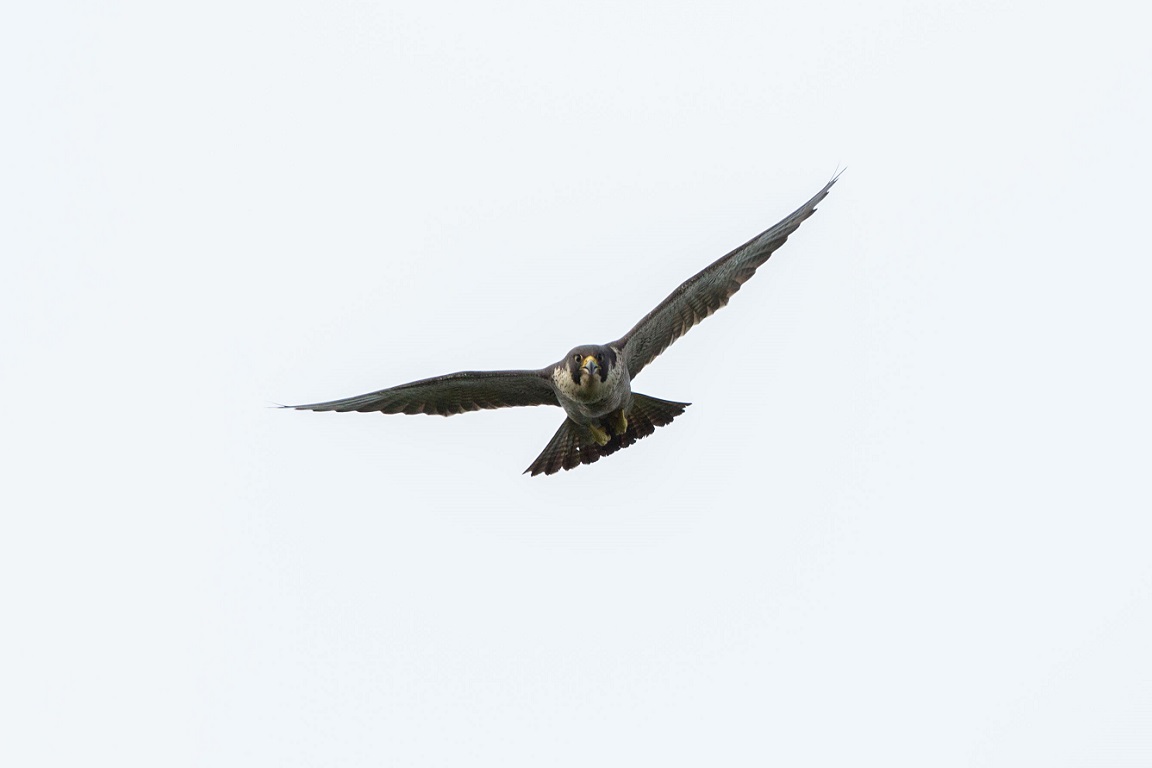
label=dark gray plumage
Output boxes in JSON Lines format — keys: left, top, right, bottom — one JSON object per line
{"left": 286, "top": 173, "right": 841, "bottom": 475}
{"left": 288, "top": 369, "right": 558, "bottom": 416}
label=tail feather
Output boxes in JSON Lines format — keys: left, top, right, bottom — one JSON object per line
{"left": 524, "top": 393, "right": 690, "bottom": 476}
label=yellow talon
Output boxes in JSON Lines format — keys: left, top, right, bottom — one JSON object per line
{"left": 588, "top": 424, "right": 611, "bottom": 446}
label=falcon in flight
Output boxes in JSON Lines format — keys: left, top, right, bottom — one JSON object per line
{"left": 287, "top": 174, "right": 841, "bottom": 475}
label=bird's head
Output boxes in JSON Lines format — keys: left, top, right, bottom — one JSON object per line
{"left": 566, "top": 344, "right": 616, "bottom": 387}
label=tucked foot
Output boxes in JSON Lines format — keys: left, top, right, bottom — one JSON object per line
{"left": 588, "top": 423, "right": 611, "bottom": 446}
{"left": 610, "top": 410, "right": 628, "bottom": 436}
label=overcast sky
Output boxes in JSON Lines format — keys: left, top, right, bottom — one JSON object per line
{"left": 4, "top": 1, "right": 1151, "bottom": 766}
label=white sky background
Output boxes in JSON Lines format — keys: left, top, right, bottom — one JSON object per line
{"left": 3, "top": 1, "right": 1151, "bottom": 765}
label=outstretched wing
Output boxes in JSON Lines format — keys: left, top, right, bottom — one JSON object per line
{"left": 285, "top": 369, "right": 559, "bottom": 416}
{"left": 614, "top": 173, "right": 840, "bottom": 379}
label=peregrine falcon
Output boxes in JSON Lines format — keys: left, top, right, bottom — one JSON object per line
{"left": 286, "top": 174, "right": 840, "bottom": 475}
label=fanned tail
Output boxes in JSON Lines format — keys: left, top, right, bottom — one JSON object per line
{"left": 625, "top": 393, "right": 690, "bottom": 442}
{"left": 524, "top": 393, "right": 690, "bottom": 476}
{"left": 524, "top": 419, "right": 593, "bottom": 476}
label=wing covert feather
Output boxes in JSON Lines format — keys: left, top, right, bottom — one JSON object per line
{"left": 615, "top": 174, "right": 840, "bottom": 378}
{"left": 286, "top": 369, "right": 559, "bottom": 416}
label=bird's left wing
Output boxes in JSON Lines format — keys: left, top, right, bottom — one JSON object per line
{"left": 613, "top": 173, "right": 840, "bottom": 379}
{"left": 285, "top": 369, "right": 559, "bottom": 416}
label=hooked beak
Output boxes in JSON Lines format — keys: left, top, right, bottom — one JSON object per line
{"left": 581, "top": 355, "right": 600, "bottom": 379}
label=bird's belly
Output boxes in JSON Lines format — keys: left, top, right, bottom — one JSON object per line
{"left": 562, "top": 388, "right": 630, "bottom": 423}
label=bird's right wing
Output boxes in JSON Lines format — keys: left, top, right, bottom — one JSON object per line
{"left": 285, "top": 369, "right": 559, "bottom": 416}
{"left": 614, "top": 173, "right": 840, "bottom": 379}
